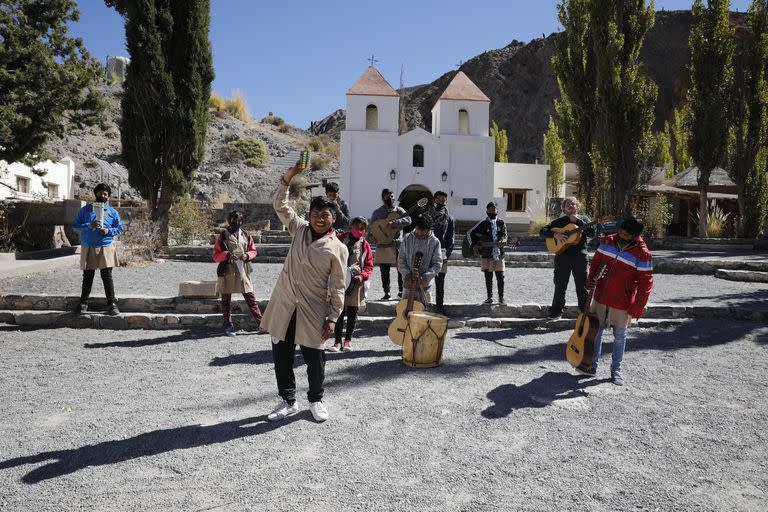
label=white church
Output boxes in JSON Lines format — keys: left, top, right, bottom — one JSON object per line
{"left": 339, "top": 67, "right": 549, "bottom": 229}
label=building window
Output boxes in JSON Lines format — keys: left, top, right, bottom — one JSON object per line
{"left": 458, "top": 109, "right": 469, "bottom": 135}
{"left": 365, "top": 104, "right": 378, "bottom": 130}
{"left": 16, "top": 176, "right": 30, "bottom": 194}
{"left": 412, "top": 145, "right": 424, "bottom": 167}
{"left": 505, "top": 189, "right": 527, "bottom": 212}
{"left": 47, "top": 183, "right": 59, "bottom": 199}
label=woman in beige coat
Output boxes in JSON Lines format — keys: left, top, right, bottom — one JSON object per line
{"left": 260, "top": 162, "right": 348, "bottom": 423}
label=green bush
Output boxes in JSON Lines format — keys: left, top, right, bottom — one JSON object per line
{"left": 289, "top": 175, "right": 307, "bottom": 199}
{"left": 169, "top": 195, "right": 212, "bottom": 245}
{"left": 529, "top": 218, "right": 550, "bottom": 236}
{"left": 310, "top": 155, "right": 331, "bottom": 171}
{"left": 226, "top": 137, "right": 268, "bottom": 167}
{"left": 261, "top": 115, "right": 285, "bottom": 126}
{"left": 637, "top": 194, "right": 672, "bottom": 239}
{"left": 278, "top": 124, "right": 291, "bottom": 133}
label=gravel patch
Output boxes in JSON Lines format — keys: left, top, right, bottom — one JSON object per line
{"left": 0, "top": 321, "right": 766, "bottom": 511}
{"left": 1, "top": 261, "right": 767, "bottom": 311}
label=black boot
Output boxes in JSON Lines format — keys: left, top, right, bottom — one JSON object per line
{"left": 483, "top": 271, "right": 493, "bottom": 304}
{"left": 495, "top": 271, "right": 505, "bottom": 305}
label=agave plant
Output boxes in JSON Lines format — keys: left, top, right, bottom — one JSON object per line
{"left": 691, "top": 200, "right": 731, "bottom": 237}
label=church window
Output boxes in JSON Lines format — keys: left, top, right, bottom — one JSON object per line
{"left": 366, "top": 104, "right": 378, "bottom": 130}
{"left": 412, "top": 145, "right": 424, "bottom": 167}
{"left": 504, "top": 189, "right": 528, "bottom": 212}
{"left": 458, "top": 109, "right": 469, "bottom": 135}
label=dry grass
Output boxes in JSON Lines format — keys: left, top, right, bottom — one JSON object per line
{"left": 225, "top": 89, "right": 250, "bottom": 121}
{"left": 209, "top": 93, "right": 226, "bottom": 111}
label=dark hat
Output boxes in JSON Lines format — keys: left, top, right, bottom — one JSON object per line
{"left": 486, "top": 201, "right": 497, "bottom": 209}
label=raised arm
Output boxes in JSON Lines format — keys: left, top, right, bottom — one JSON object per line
{"left": 274, "top": 166, "right": 309, "bottom": 235}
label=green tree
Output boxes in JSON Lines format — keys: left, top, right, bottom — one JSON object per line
{"left": 552, "top": 0, "right": 597, "bottom": 213}
{"left": 667, "top": 103, "right": 693, "bottom": 175}
{"left": 590, "top": 0, "right": 658, "bottom": 218}
{"left": 544, "top": 116, "right": 565, "bottom": 197}
{"left": 729, "top": 0, "right": 768, "bottom": 237}
{"left": 687, "top": 0, "right": 735, "bottom": 237}
{"left": 0, "top": 0, "right": 106, "bottom": 165}
{"left": 490, "top": 120, "right": 508, "bottom": 162}
{"left": 107, "top": 0, "right": 215, "bottom": 244}
{"left": 649, "top": 129, "right": 673, "bottom": 174}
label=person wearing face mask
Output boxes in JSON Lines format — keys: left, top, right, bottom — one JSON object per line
{"left": 578, "top": 217, "right": 653, "bottom": 386}
{"left": 261, "top": 161, "right": 348, "bottom": 423}
{"left": 397, "top": 215, "right": 443, "bottom": 305}
{"left": 467, "top": 202, "right": 508, "bottom": 305}
{"left": 73, "top": 183, "right": 125, "bottom": 315}
{"left": 428, "top": 191, "right": 455, "bottom": 315}
{"left": 371, "top": 188, "right": 411, "bottom": 300}
{"left": 324, "top": 182, "right": 350, "bottom": 231}
{"left": 539, "top": 197, "right": 595, "bottom": 319}
{"left": 212, "top": 210, "right": 263, "bottom": 336}
{"left": 328, "top": 216, "right": 374, "bottom": 353}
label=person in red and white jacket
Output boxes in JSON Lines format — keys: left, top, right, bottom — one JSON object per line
{"left": 579, "top": 217, "right": 653, "bottom": 386}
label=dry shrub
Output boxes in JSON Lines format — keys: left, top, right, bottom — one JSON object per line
{"left": 289, "top": 175, "right": 308, "bottom": 199}
{"left": 310, "top": 155, "right": 331, "bottom": 171}
{"left": 209, "top": 93, "right": 226, "bottom": 111}
{"left": 225, "top": 89, "right": 250, "bottom": 121}
{"left": 226, "top": 137, "right": 268, "bottom": 167}
{"left": 261, "top": 115, "right": 285, "bottom": 126}
{"left": 117, "top": 211, "right": 162, "bottom": 265}
{"left": 210, "top": 191, "right": 230, "bottom": 210}
{"left": 169, "top": 195, "right": 212, "bottom": 245}
{"left": 278, "top": 124, "right": 291, "bottom": 133}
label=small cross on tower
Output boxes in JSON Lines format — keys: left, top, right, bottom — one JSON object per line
{"left": 455, "top": 59, "right": 463, "bottom": 69}
{"left": 368, "top": 54, "right": 379, "bottom": 67}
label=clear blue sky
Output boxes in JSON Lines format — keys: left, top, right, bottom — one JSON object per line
{"left": 70, "top": 0, "right": 753, "bottom": 129}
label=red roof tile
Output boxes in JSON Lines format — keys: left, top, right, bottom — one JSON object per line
{"left": 438, "top": 71, "right": 490, "bottom": 102}
{"left": 347, "top": 67, "right": 399, "bottom": 97}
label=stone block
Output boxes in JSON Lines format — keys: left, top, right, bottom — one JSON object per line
{"left": 178, "top": 281, "right": 218, "bottom": 298}
{"left": 715, "top": 269, "right": 768, "bottom": 283}
{"left": 150, "top": 315, "right": 167, "bottom": 329}
{"left": 447, "top": 319, "right": 466, "bottom": 329}
{"left": 15, "top": 312, "right": 59, "bottom": 327}
{"left": 99, "top": 315, "right": 128, "bottom": 329}
{"left": 56, "top": 313, "right": 95, "bottom": 328}
{"left": 180, "top": 315, "right": 209, "bottom": 326}
{"left": 165, "top": 315, "right": 180, "bottom": 326}
{"left": 0, "top": 311, "right": 15, "bottom": 323}
{"left": 519, "top": 304, "right": 543, "bottom": 318}
{"left": 363, "top": 302, "right": 396, "bottom": 316}
{"left": 126, "top": 314, "right": 152, "bottom": 329}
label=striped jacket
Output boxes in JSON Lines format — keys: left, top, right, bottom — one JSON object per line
{"left": 587, "top": 234, "right": 653, "bottom": 318}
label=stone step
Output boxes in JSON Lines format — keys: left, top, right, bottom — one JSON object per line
{"left": 714, "top": 269, "right": 768, "bottom": 283}
{"left": 1, "top": 294, "right": 766, "bottom": 322}
{"left": 0, "top": 309, "right": 697, "bottom": 331}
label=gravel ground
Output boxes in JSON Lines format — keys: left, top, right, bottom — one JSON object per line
{"left": 0, "top": 321, "right": 766, "bottom": 511}
{"left": 1, "top": 261, "right": 767, "bottom": 311}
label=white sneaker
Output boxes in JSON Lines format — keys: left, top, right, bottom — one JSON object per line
{"left": 267, "top": 400, "right": 299, "bottom": 422}
{"left": 309, "top": 401, "right": 329, "bottom": 422}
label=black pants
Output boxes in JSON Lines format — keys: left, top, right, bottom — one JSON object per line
{"left": 435, "top": 272, "right": 446, "bottom": 307}
{"left": 484, "top": 271, "right": 505, "bottom": 299}
{"left": 379, "top": 263, "right": 403, "bottom": 294}
{"left": 80, "top": 268, "right": 116, "bottom": 304}
{"left": 551, "top": 252, "right": 588, "bottom": 314}
{"left": 272, "top": 311, "right": 325, "bottom": 404}
{"left": 334, "top": 306, "right": 359, "bottom": 342}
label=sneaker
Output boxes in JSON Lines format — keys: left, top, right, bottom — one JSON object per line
{"left": 106, "top": 303, "right": 120, "bottom": 316}
{"left": 576, "top": 365, "right": 597, "bottom": 377}
{"left": 309, "top": 401, "right": 329, "bottom": 422}
{"left": 327, "top": 342, "right": 341, "bottom": 353}
{"left": 611, "top": 371, "right": 625, "bottom": 386}
{"left": 483, "top": 297, "right": 493, "bottom": 304}
{"left": 267, "top": 400, "right": 299, "bottom": 422}
{"left": 548, "top": 308, "right": 563, "bottom": 319}
{"left": 380, "top": 294, "right": 391, "bottom": 301}
{"left": 225, "top": 325, "right": 236, "bottom": 337}
{"left": 397, "top": 291, "right": 402, "bottom": 298}
{"left": 498, "top": 297, "right": 506, "bottom": 305}
{"left": 77, "top": 302, "right": 88, "bottom": 314}
{"left": 342, "top": 341, "right": 352, "bottom": 352}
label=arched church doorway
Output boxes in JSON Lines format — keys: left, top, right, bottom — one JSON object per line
{"left": 398, "top": 184, "right": 432, "bottom": 233}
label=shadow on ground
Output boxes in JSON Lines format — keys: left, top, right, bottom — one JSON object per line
{"left": 0, "top": 414, "right": 309, "bottom": 484}
{"left": 84, "top": 329, "right": 224, "bottom": 348}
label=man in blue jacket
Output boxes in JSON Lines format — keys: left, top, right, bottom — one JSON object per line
{"left": 73, "top": 183, "right": 125, "bottom": 315}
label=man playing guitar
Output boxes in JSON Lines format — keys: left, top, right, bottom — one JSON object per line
{"left": 539, "top": 197, "right": 595, "bottom": 319}
{"left": 467, "top": 201, "right": 508, "bottom": 305}
{"left": 371, "top": 188, "right": 411, "bottom": 300}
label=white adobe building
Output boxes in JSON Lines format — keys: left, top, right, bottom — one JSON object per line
{"left": 339, "top": 67, "right": 549, "bottom": 228}
{"left": 0, "top": 157, "right": 76, "bottom": 201}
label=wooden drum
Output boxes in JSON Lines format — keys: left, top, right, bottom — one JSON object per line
{"left": 402, "top": 311, "right": 448, "bottom": 368}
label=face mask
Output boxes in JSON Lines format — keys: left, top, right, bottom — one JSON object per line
{"left": 487, "top": 213, "right": 497, "bottom": 219}
{"left": 384, "top": 198, "right": 393, "bottom": 207}
{"left": 228, "top": 223, "right": 241, "bottom": 233}
{"left": 95, "top": 196, "right": 108, "bottom": 203}
{"left": 350, "top": 228, "right": 364, "bottom": 239}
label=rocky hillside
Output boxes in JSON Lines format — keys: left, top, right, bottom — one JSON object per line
{"left": 46, "top": 84, "right": 339, "bottom": 204}
{"left": 312, "top": 10, "right": 749, "bottom": 163}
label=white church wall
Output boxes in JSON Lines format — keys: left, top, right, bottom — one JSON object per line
{"left": 444, "top": 136, "right": 495, "bottom": 221}
{"left": 340, "top": 131, "right": 399, "bottom": 218}
{"left": 493, "top": 162, "right": 548, "bottom": 223}
{"left": 345, "top": 95, "right": 399, "bottom": 132}
{"left": 0, "top": 158, "right": 75, "bottom": 201}
{"left": 396, "top": 129, "right": 441, "bottom": 192}
{"left": 432, "top": 99, "right": 489, "bottom": 137}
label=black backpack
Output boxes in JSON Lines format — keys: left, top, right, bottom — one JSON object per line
{"left": 216, "top": 229, "right": 255, "bottom": 277}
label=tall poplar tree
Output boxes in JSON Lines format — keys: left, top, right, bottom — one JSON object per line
{"left": 490, "top": 121, "right": 508, "bottom": 162}
{"left": 544, "top": 116, "right": 565, "bottom": 198}
{"left": 106, "top": 0, "right": 214, "bottom": 244}
{"left": 552, "top": 0, "right": 597, "bottom": 213}
{"left": 730, "top": 0, "right": 768, "bottom": 237}
{"left": 687, "top": 0, "right": 735, "bottom": 237}
{"left": 589, "top": 0, "right": 658, "bottom": 217}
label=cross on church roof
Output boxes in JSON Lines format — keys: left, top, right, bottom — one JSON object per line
{"left": 368, "top": 54, "right": 379, "bottom": 67}
{"left": 455, "top": 60, "right": 463, "bottom": 68}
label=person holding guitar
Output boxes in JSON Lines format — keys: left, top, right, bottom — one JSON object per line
{"left": 428, "top": 191, "right": 455, "bottom": 315}
{"left": 397, "top": 215, "right": 443, "bottom": 305}
{"left": 539, "top": 197, "right": 596, "bottom": 319}
{"left": 579, "top": 217, "right": 653, "bottom": 386}
{"left": 467, "top": 202, "right": 508, "bottom": 305}
{"left": 260, "top": 151, "right": 348, "bottom": 423}
{"left": 371, "top": 188, "right": 412, "bottom": 300}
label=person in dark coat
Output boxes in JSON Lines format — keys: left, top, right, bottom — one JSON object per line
{"left": 467, "top": 202, "right": 508, "bottom": 304}
{"left": 428, "top": 191, "right": 455, "bottom": 315}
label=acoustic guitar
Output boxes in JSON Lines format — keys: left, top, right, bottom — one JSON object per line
{"left": 368, "top": 198, "right": 429, "bottom": 245}
{"left": 387, "top": 252, "right": 425, "bottom": 346}
{"left": 461, "top": 233, "right": 520, "bottom": 258}
{"left": 565, "top": 263, "right": 607, "bottom": 371}
{"left": 545, "top": 220, "right": 597, "bottom": 255}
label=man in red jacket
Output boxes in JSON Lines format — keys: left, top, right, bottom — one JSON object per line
{"left": 580, "top": 217, "right": 653, "bottom": 386}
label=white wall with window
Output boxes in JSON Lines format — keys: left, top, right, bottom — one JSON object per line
{"left": 0, "top": 157, "right": 75, "bottom": 201}
{"left": 493, "top": 162, "right": 549, "bottom": 225}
